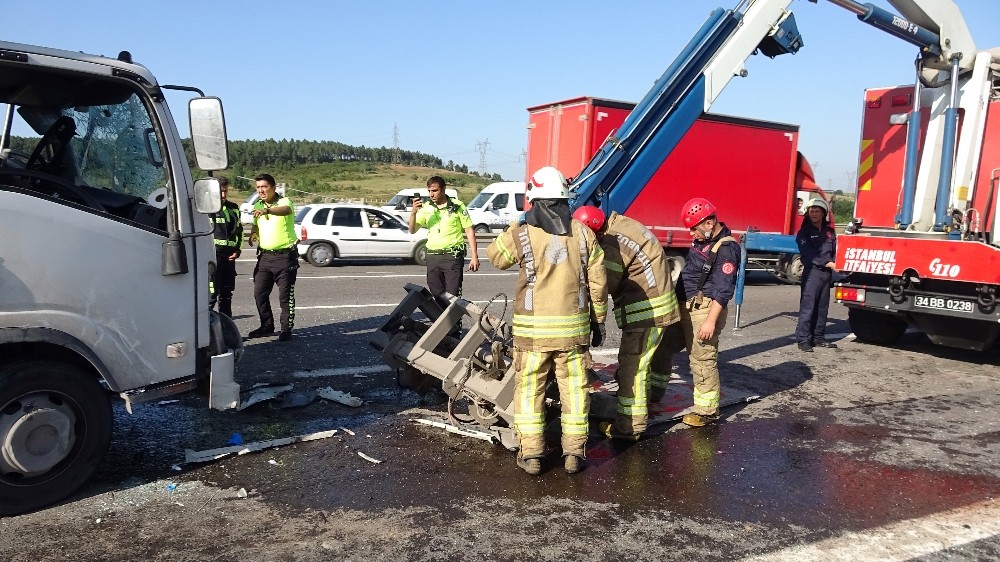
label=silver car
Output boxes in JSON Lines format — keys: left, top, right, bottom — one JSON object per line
{"left": 294, "top": 203, "right": 428, "bottom": 267}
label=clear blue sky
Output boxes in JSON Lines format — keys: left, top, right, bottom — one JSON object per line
{"left": 8, "top": 0, "right": 998, "bottom": 191}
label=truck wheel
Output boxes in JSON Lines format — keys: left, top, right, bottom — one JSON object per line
{"left": 306, "top": 242, "right": 335, "bottom": 267}
{"left": 412, "top": 242, "right": 427, "bottom": 266}
{"left": 0, "top": 361, "right": 112, "bottom": 516}
{"left": 474, "top": 224, "right": 491, "bottom": 235}
{"left": 848, "top": 308, "right": 908, "bottom": 345}
{"left": 784, "top": 255, "right": 804, "bottom": 284}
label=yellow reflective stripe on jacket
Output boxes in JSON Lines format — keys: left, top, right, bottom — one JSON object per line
{"left": 512, "top": 313, "right": 590, "bottom": 339}
{"left": 593, "top": 299, "right": 608, "bottom": 318}
{"left": 614, "top": 292, "right": 679, "bottom": 325}
{"left": 604, "top": 261, "right": 624, "bottom": 273}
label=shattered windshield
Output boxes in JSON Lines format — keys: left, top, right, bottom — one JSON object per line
{"left": 15, "top": 93, "right": 168, "bottom": 200}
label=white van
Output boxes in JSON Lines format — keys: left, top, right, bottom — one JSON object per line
{"left": 466, "top": 181, "right": 527, "bottom": 233}
{"left": 382, "top": 187, "right": 460, "bottom": 219}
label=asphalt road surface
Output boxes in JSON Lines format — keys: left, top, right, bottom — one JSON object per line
{"left": 2, "top": 241, "right": 999, "bottom": 562}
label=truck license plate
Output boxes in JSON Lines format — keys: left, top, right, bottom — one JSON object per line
{"left": 913, "top": 295, "right": 975, "bottom": 314}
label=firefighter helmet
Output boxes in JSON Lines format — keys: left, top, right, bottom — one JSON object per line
{"left": 805, "top": 197, "right": 828, "bottom": 213}
{"left": 681, "top": 197, "right": 717, "bottom": 229}
{"left": 526, "top": 166, "right": 570, "bottom": 201}
{"left": 573, "top": 205, "right": 606, "bottom": 232}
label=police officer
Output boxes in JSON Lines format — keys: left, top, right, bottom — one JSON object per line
{"left": 409, "top": 176, "right": 479, "bottom": 297}
{"left": 795, "top": 197, "right": 837, "bottom": 352}
{"left": 487, "top": 167, "right": 608, "bottom": 475}
{"left": 651, "top": 198, "right": 738, "bottom": 427}
{"left": 209, "top": 176, "right": 243, "bottom": 318}
{"left": 574, "top": 205, "right": 680, "bottom": 440}
{"left": 247, "top": 174, "right": 297, "bottom": 342}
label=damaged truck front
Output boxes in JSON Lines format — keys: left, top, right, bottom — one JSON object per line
{"left": 0, "top": 41, "right": 242, "bottom": 515}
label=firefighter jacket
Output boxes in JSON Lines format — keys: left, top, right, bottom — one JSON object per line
{"left": 212, "top": 200, "right": 243, "bottom": 257}
{"left": 675, "top": 223, "right": 739, "bottom": 307}
{"left": 487, "top": 220, "right": 608, "bottom": 352}
{"left": 600, "top": 212, "right": 680, "bottom": 330}
{"left": 796, "top": 220, "right": 837, "bottom": 271}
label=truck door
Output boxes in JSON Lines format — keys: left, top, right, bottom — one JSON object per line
{"left": 0, "top": 90, "right": 199, "bottom": 390}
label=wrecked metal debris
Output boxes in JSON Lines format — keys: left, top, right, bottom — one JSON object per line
{"left": 184, "top": 428, "right": 339, "bottom": 464}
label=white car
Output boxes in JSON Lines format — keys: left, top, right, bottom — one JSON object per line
{"left": 294, "top": 203, "right": 428, "bottom": 267}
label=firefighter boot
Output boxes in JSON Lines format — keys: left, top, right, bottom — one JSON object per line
{"left": 517, "top": 453, "right": 541, "bottom": 476}
{"left": 682, "top": 413, "right": 720, "bottom": 427}
{"left": 564, "top": 455, "right": 585, "bottom": 474}
{"left": 597, "top": 421, "right": 640, "bottom": 442}
{"left": 648, "top": 385, "right": 666, "bottom": 404}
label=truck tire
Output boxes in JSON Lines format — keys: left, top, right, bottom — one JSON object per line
{"left": 412, "top": 242, "right": 427, "bottom": 266}
{"left": 0, "top": 361, "right": 113, "bottom": 516}
{"left": 784, "top": 255, "right": 804, "bottom": 284}
{"left": 306, "top": 242, "right": 335, "bottom": 267}
{"left": 848, "top": 308, "right": 908, "bottom": 345}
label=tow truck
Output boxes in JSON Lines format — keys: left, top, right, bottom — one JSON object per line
{"left": 373, "top": 0, "right": 996, "bottom": 450}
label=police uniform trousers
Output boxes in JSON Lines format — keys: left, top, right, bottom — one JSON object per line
{"left": 795, "top": 266, "right": 832, "bottom": 345}
{"left": 613, "top": 326, "right": 664, "bottom": 435}
{"left": 253, "top": 249, "right": 297, "bottom": 331}
{"left": 210, "top": 248, "right": 238, "bottom": 317}
{"left": 513, "top": 347, "right": 590, "bottom": 459}
{"left": 425, "top": 251, "right": 465, "bottom": 297}
{"left": 650, "top": 299, "right": 726, "bottom": 416}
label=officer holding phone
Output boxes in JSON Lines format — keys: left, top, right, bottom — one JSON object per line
{"left": 409, "top": 176, "right": 479, "bottom": 297}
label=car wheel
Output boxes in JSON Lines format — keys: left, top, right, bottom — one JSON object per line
{"left": 0, "top": 360, "right": 113, "bottom": 516}
{"left": 474, "top": 224, "right": 491, "bottom": 235}
{"left": 306, "top": 242, "right": 335, "bottom": 267}
{"left": 412, "top": 242, "right": 427, "bottom": 266}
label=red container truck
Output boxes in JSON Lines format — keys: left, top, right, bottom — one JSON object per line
{"left": 526, "top": 96, "right": 828, "bottom": 281}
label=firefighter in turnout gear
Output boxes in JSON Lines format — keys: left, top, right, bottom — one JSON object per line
{"left": 651, "top": 197, "right": 738, "bottom": 427}
{"left": 574, "top": 206, "right": 680, "bottom": 439}
{"left": 209, "top": 176, "right": 243, "bottom": 317}
{"left": 487, "top": 166, "right": 608, "bottom": 475}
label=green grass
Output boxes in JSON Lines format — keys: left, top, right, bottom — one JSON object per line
{"left": 224, "top": 163, "right": 492, "bottom": 206}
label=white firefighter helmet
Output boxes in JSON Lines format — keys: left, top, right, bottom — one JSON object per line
{"left": 805, "top": 197, "right": 828, "bottom": 213}
{"left": 526, "top": 166, "right": 569, "bottom": 201}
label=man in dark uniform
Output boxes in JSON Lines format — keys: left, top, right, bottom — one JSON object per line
{"left": 795, "top": 197, "right": 838, "bottom": 351}
{"left": 209, "top": 176, "right": 243, "bottom": 317}
{"left": 247, "top": 173, "right": 298, "bottom": 342}
{"left": 650, "top": 197, "right": 739, "bottom": 427}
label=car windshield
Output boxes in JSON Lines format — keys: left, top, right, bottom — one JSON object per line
{"left": 294, "top": 206, "right": 312, "bottom": 223}
{"left": 468, "top": 191, "right": 493, "bottom": 209}
{"left": 386, "top": 194, "right": 409, "bottom": 207}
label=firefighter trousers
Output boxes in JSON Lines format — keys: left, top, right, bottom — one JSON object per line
{"left": 613, "top": 326, "right": 664, "bottom": 435}
{"left": 795, "top": 266, "right": 832, "bottom": 345}
{"left": 253, "top": 250, "right": 298, "bottom": 331}
{"left": 650, "top": 301, "right": 726, "bottom": 416}
{"left": 513, "top": 347, "right": 590, "bottom": 459}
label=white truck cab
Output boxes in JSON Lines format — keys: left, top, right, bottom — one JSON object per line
{"left": 466, "top": 181, "right": 527, "bottom": 233}
{"left": 0, "top": 41, "right": 242, "bottom": 515}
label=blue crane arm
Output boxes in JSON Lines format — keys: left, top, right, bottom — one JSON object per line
{"left": 568, "top": 3, "right": 803, "bottom": 213}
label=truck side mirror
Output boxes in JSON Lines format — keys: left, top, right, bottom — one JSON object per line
{"left": 194, "top": 177, "right": 222, "bottom": 214}
{"left": 189, "top": 97, "right": 229, "bottom": 171}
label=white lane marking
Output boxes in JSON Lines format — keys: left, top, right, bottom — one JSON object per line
{"left": 742, "top": 499, "right": 1000, "bottom": 562}
{"left": 293, "top": 365, "right": 393, "bottom": 378}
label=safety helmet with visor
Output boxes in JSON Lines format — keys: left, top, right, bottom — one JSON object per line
{"left": 526, "top": 166, "right": 570, "bottom": 201}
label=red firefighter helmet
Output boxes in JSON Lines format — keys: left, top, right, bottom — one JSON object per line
{"left": 681, "top": 197, "right": 717, "bottom": 229}
{"left": 572, "top": 205, "right": 606, "bottom": 232}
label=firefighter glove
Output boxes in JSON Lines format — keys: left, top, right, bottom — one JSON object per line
{"left": 590, "top": 321, "right": 606, "bottom": 347}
